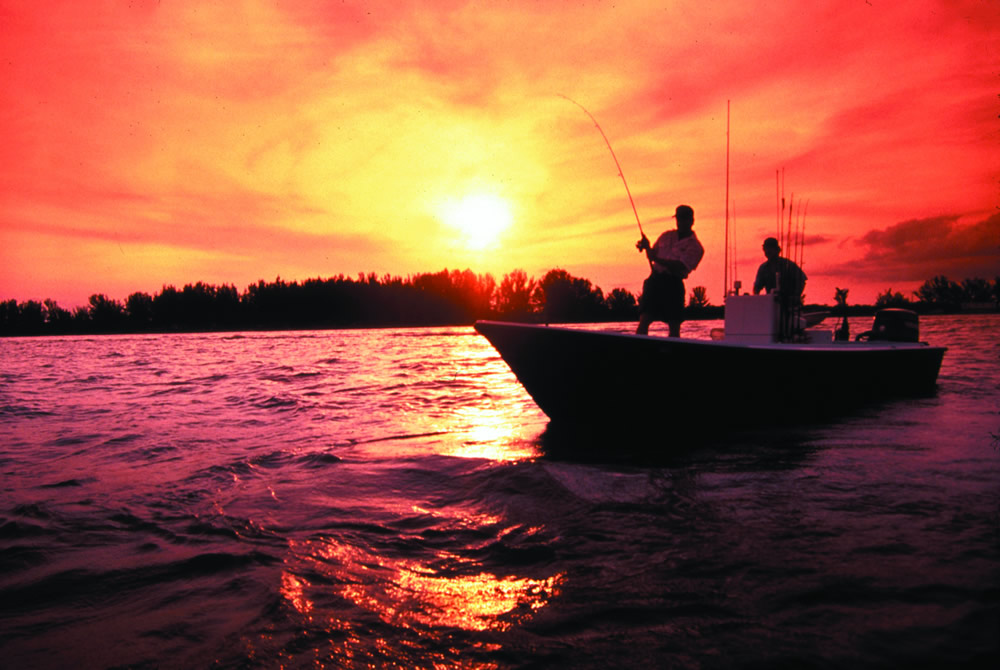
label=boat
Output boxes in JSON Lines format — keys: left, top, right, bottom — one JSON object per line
{"left": 474, "top": 294, "right": 946, "bottom": 432}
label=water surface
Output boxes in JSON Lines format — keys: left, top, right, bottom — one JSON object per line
{"left": 1, "top": 316, "right": 997, "bottom": 668}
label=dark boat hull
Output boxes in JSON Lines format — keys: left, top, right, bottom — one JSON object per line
{"left": 474, "top": 321, "right": 946, "bottom": 430}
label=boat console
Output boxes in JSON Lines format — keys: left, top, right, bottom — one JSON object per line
{"left": 723, "top": 294, "right": 780, "bottom": 344}
{"left": 723, "top": 294, "right": 924, "bottom": 346}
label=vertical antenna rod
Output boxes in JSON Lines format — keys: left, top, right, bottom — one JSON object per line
{"left": 794, "top": 199, "right": 801, "bottom": 270}
{"left": 724, "top": 100, "right": 730, "bottom": 299}
{"left": 776, "top": 170, "right": 780, "bottom": 241}
{"left": 799, "top": 200, "right": 810, "bottom": 270}
{"left": 780, "top": 169, "right": 786, "bottom": 246}
{"left": 732, "top": 201, "right": 738, "bottom": 292}
{"left": 786, "top": 193, "right": 794, "bottom": 255}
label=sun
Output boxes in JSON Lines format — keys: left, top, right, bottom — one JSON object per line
{"left": 437, "top": 193, "right": 513, "bottom": 250}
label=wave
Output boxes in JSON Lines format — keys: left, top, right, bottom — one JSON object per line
{"left": 187, "top": 448, "right": 341, "bottom": 484}
{"left": 315, "top": 357, "right": 341, "bottom": 365}
{"left": 346, "top": 430, "right": 452, "bottom": 446}
{"left": 260, "top": 371, "right": 323, "bottom": 383}
{"left": 251, "top": 394, "right": 300, "bottom": 411}
{"left": 296, "top": 452, "right": 343, "bottom": 468}
{"left": 0, "top": 550, "right": 279, "bottom": 616}
{"left": 0, "top": 404, "right": 55, "bottom": 419}
{"left": 37, "top": 478, "right": 93, "bottom": 489}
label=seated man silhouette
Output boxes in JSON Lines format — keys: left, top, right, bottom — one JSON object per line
{"left": 753, "top": 237, "right": 806, "bottom": 336}
{"left": 753, "top": 237, "right": 806, "bottom": 300}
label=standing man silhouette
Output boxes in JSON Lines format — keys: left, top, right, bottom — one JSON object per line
{"left": 635, "top": 205, "right": 704, "bottom": 337}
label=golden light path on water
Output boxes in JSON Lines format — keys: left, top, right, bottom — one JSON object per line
{"left": 445, "top": 403, "right": 540, "bottom": 461}
{"left": 272, "top": 332, "right": 558, "bottom": 664}
{"left": 284, "top": 541, "right": 563, "bottom": 629}
{"left": 303, "top": 330, "right": 545, "bottom": 463}
{"left": 432, "top": 336, "right": 543, "bottom": 462}
{"left": 280, "top": 534, "right": 564, "bottom": 665}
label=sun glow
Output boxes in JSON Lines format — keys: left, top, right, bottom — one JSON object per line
{"left": 437, "top": 193, "right": 513, "bottom": 250}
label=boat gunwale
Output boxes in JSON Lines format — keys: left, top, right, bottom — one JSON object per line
{"left": 473, "top": 320, "right": 947, "bottom": 354}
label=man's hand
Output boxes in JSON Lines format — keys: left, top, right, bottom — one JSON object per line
{"left": 636, "top": 235, "right": 651, "bottom": 252}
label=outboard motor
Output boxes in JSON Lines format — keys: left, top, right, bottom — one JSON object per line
{"left": 856, "top": 308, "right": 919, "bottom": 342}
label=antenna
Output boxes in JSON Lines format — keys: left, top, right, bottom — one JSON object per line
{"left": 794, "top": 198, "right": 801, "bottom": 269}
{"left": 799, "top": 199, "right": 810, "bottom": 270}
{"left": 731, "top": 201, "right": 739, "bottom": 294}
{"left": 780, "top": 168, "right": 785, "bottom": 243}
{"left": 786, "top": 192, "right": 794, "bottom": 255}
{"left": 775, "top": 170, "right": 780, "bottom": 241}
{"left": 724, "top": 100, "right": 730, "bottom": 299}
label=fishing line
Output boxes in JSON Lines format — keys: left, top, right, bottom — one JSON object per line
{"left": 558, "top": 95, "right": 645, "bottom": 241}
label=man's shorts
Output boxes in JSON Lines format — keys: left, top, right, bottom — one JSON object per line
{"left": 639, "top": 272, "right": 685, "bottom": 322}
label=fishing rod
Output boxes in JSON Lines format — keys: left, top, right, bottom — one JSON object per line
{"left": 558, "top": 95, "right": 648, "bottom": 249}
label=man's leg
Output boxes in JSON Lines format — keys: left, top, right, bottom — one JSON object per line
{"left": 636, "top": 312, "right": 654, "bottom": 335}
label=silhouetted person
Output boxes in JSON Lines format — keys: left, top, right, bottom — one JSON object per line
{"left": 635, "top": 205, "right": 704, "bottom": 337}
{"left": 754, "top": 237, "right": 807, "bottom": 338}
{"left": 753, "top": 237, "right": 806, "bottom": 302}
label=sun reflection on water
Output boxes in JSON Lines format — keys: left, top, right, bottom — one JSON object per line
{"left": 445, "top": 403, "right": 541, "bottom": 461}
{"left": 442, "top": 344, "right": 545, "bottom": 461}
{"left": 279, "top": 524, "right": 565, "bottom": 670}
{"left": 388, "top": 568, "right": 560, "bottom": 631}
{"left": 270, "top": 330, "right": 559, "bottom": 664}
{"left": 410, "top": 504, "right": 504, "bottom": 529}
{"left": 277, "top": 527, "right": 564, "bottom": 666}
{"left": 309, "top": 333, "right": 547, "bottom": 462}
{"left": 284, "top": 539, "right": 563, "bottom": 633}
{"left": 280, "top": 571, "right": 313, "bottom": 614}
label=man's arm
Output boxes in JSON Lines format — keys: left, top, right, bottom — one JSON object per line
{"left": 795, "top": 263, "right": 807, "bottom": 295}
{"left": 647, "top": 253, "right": 689, "bottom": 276}
{"left": 753, "top": 264, "right": 766, "bottom": 294}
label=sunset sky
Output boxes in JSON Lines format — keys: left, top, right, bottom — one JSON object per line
{"left": 2, "top": 0, "right": 997, "bottom": 309}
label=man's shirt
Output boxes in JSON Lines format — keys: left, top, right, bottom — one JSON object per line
{"left": 651, "top": 230, "right": 704, "bottom": 279}
{"left": 754, "top": 257, "right": 807, "bottom": 296}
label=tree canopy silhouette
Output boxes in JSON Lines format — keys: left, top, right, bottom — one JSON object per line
{"left": 2, "top": 271, "right": 996, "bottom": 337}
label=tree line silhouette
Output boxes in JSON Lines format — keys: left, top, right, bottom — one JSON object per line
{"left": 1, "top": 270, "right": 996, "bottom": 336}
{"left": 0, "top": 269, "right": 639, "bottom": 335}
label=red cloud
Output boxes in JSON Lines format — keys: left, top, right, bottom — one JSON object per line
{"left": 822, "top": 212, "right": 1000, "bottom": 282}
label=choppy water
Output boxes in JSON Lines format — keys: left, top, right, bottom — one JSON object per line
{"left": 1, "top": 315, "right": 998, "bottom": 668}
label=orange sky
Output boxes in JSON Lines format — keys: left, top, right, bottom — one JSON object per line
{"left": 1, "top": 0, "right": 997, "bottom": 309}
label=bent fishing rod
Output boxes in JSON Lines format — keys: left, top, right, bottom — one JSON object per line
{"left": 558, "top": 95, "right": 652, "bottom": 267}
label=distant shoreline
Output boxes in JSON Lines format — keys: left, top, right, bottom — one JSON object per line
{"left": 2, "top": 305, "right": 996, "bottom": 338}
{"left": 2, "top": 271, "right": 996, "bottom": 337}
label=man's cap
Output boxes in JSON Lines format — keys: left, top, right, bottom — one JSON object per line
{"left": 673, "top": 204, "right": 694, "bottom": 221}
{"left": 763, "top": 237, "right": 780, "bottom": 249}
